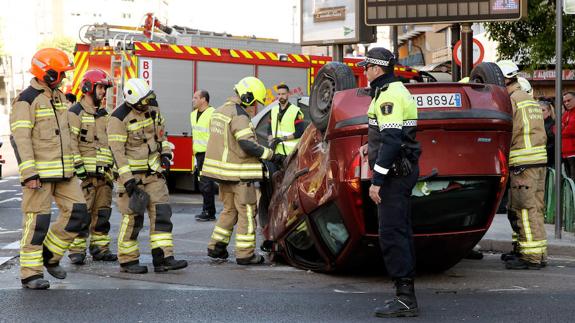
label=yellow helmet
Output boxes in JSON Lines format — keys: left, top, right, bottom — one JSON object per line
{"left": 234, "top": 76, "right": 266, "bottom": 106}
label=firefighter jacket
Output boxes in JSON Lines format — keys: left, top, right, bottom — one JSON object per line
{"left": 9, "top": 78, "right": 75, "bottom": 184}
{"left": 270, "top": 103, "right": 304, "bottom": 155}
{"left": 68, "top": 99, "right": 114, "bottom": 176}
{"left": 107, "top": 102, "right": 171, "bottom": 185}
{"left": 561, "top": 108, "right": 575, "bottom": 158}
{"left": 367, "top": 74, "right": 421, "bottom": 186}
{"left": 202, "top": 97, "right": 273, "bottom": 182}
{"left": 507, "top": 83, "right": 547, "bottom": 167}
{"left": 190, "top": 106, "right": 214, "bottom": 154}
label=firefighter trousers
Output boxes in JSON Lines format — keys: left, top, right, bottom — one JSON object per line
{"left": 208, "top": 182, "right": 257, "bottom": 259}
{"left": 377, "top": 165, "right": 419, "bottom": 279}
{"left": 20, "top": 177, "right": 88, "bottom": 284}
{"left": 196, "top": 152, "right": 216, "bottom": 216}
{"left": 116, "top": 173, "right": 174, "bottom": 267}
{"left": 508, "top": 166, "right": 547, "bottom": 263}
{"left": 69, "top": 176, "right": 113, "bottom": 256}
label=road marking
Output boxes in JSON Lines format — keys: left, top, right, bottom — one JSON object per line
{"left": 4, "top": 176, "right": 18, "bottom": 180}
{"left": 333, "top": 289, "right": 366, "bottom": 294}
{"left": 0, "top": 230, "right": 21, "bottom": 235}
{"left": 0, "top": 190, "right": 17, "bottom": 194}
{"left": 0, "top": 180, "right": 7, "bottom": 184}
{"left": 0, "top": 257, "right": 13, "bottom": 267}
{"left": 2, "top": 241, "right": 20, "bottom": 249}
{"left": 488, "top": 286, "right": 527, "bottom": 292}
{"left": 0, "top": 197, "right": 21, "bottom": 204}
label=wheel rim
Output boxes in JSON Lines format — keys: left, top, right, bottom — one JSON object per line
{"left": 315, "top": 75, "right": 336, "bottom": 114}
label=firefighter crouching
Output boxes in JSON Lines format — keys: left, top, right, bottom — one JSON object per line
{"left": 107, "top": 78, "right": 187, "bottom": 274}
{"left": 203, "top": 76, "right": 277, "bottom": 265}
{"left": 497, "top": 60, "right": 548, "bottom": 270}
{"left": 10, "top": 48, "right": 89, "bottom": 289}
{"left": 67, "top": 69, "right": 118, "bottom": 264}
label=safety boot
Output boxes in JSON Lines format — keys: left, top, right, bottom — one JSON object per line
{"left": 22, "top": 278, "right": 50, "bottom": 290}
{"left": 505, "top": 257, "right": 542, "bottom": 270}
{"left": 45, "top": 264, "right": 67, "bottom": 279}
{"left": 501, "top": 242, "right": 520, "bottom": 261}
{"left": 154, "top": 256, "right": 188, "bottom": 272}
{"left": 195, "top": 211, "right": 216, "bottom": 222}
{"left": 92, "top": 250, "right": 118, "bottom": 262}
{"left": 68, "top": 253, "right": 86, "bottom": 265}
{"left": 207, "top": 242, "right": 229, "bottom": 260}
{"left": 374, "top": 278, "right": 419, "bottom": 318}
{"left": 236, "top": 254, "right": 265, "bottom": 265}
{"left": 120, "top": 261, "right": 148, "bottom": 274}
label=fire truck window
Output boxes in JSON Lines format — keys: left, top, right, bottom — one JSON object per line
{"left": 285, "top": 221, "right": 326, "bottom": 267}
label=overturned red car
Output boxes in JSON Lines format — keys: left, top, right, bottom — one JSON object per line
{"left": 259, "top": 62, "right": 512, "bottom": 272}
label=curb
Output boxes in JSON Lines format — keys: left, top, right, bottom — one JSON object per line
{"left": 479, "top": 238, "right": 575, "bottom": 258}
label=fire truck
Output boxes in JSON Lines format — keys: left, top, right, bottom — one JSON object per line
{"left": 71, "top": 14, "right": 424, "bottom": 190}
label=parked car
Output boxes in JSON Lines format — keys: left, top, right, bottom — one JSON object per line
{"left": 257, "top": 62, "right": 512, "bottom": 272}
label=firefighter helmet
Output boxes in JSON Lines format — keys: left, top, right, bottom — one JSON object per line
{"left": 123, "top": 78, "right": 153, "bottom": 106}
{"left": 357, "top": 47, "right": 397, "bottom": 67}
{"left": 30, "top": 48, "right": 74, "bottom": 87}
{"left": 81, "top": 69, "right": 113, "bottom": 95}
{"left": 234, "top": 76, "right": 266, "bottom": 106}
{"left": 497, "top": 60, "right": 519, "bottom": 79}
{"left": 517, "top": 77, "right": 533, "bottom": 95}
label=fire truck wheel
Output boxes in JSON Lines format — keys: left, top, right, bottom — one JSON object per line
{"left": 310, "top": 62, "right": 356, "bottom": 133}
{"left": 469, "top": 62, "right": 506, "bottom": 87}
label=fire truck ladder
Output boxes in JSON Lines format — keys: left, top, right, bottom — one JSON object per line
{"left": 108, "top": 33, "right": 135, "bottom": 109}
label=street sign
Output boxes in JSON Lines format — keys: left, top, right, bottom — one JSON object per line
{"left": 453, "top": 38, "right": 485, "bottom": 67}
{"left": 565, "top": 0, "right": 575, "bottom": 14}
{"left": 365, "top": 0, "right": 528, "bottom": 25}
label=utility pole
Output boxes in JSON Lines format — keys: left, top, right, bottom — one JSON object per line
{"left": 460, "top": 23, "right": 473, "bottom": 78}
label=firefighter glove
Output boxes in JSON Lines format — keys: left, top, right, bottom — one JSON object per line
{"left": 271, "top": 153, "right": 285, "bottom": 166}
{"left": 161, "top": 154, "right": 171, "bottom": 173}
{"left": 129, "top": 188, "right": 150, "bottom": 215}
{"left": 75, "top": 164, "right": 87, "bottom": 180}
{"left": 269, "top": 137, "right": 283, "bottom": 150}
{"left": 124, "top": 178, "right": 137, "bottom": 197}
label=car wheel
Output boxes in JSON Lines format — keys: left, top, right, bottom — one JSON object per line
{"left": 469, "top": 62, "right": 506, "bottom": 86}
{"left": 310, "top": 62, "right": 356, "bottom": 132}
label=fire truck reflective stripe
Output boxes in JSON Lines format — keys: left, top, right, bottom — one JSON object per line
{"left": 292, "top": 54, "right": 304, "bottom": 63}
{"left": 72, "top": 53, "right": 91, "bottom": 95}
{"left": 520, "top": 105, "right": 532, "bottom": 149}
{"left": 169, "top": 44, "right": 183, "bottom": 54}
{"left": 211, "top": 232, "right": 230, "bottom": 243}
{"left": 214, "top": 226, "right": 232, "bottom": 236}
{"left": 118, "top": 165, "right": 131, "bottom": 175}
{"left": 234, "top": 128, "right": 253, "bottom": 140}
{"left": 19, "top": 160, "right": 36, "bottom": 171}
{"left": 184, "top": 46, "right": 197, "bottom": 55}
{"left": 205, "top": 158, "right": 262, "bottom": 170}
{"left": 230, "top": 50, "right": 240, "bottom": 58}
{"left": 203, "top": 165, "right": 262, "bottom": 178}
{"left": 71, "top": 52, "right": 89, "bottom": 93}
{"left": 238, "top": 50, "right": 252, "bottom": 59}
{"left": 109, "top": 134, "right": 128, "bottom": 142}
{"left": 266, "top": 52, "right": 278, "bottom": 60}
{"left": 198, "top": 47, "right": 211, "bottom": 56}
{"left": 11, "top": 120, "right": 33, "bottom": 130}
{"left": 211, "top": 48, "right": 221, "bottom": 56}
{"left": 141, "top": 42, "right": 156, "bottom": 51}
{"left": 254, "top": 51, "right": 266, "bottom": 60}
{"left": 374, "top": 164, "right": 389, "bottom": 175}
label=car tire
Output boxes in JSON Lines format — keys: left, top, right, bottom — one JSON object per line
{"left": 310, "top": 62, "right": 356, "bottom": 132}
{"left": 469, "top": 62, "right": 506, "bottom": 86}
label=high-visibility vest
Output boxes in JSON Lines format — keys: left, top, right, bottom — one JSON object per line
{"left": 270, "top": 103, "right": 301, "bottom": 155}
{"left": 191, "top": 106, "right": 214, "bottom": 154}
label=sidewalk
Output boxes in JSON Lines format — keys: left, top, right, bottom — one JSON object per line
{"left": 480, "top": 213, "right": 575, "bottom": 258}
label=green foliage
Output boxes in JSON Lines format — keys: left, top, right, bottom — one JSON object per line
{"left": 37, "top": 36, "right": 76, "bottom": 57}
{"left": 485, "top": 0, "right": 575, "bottom": 68}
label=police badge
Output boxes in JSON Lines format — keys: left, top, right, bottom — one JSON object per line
{"left": 380, "top": 102, "right": 394, "bottom": 115}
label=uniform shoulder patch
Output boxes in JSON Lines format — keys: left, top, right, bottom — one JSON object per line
{"left": 96, "top": 108, "right": 108, "bottom": 118}
{"left": 380, "top": 102, "right": 394, "bottom": 115}
{"left": 111, "top": 103, "right": 131, "bottom": 121}
{"left": 235, "top": 104, "right": 249, "bottom": 118}
{"left": 16, "top": 86, "right": 43, "bottom": 105}
{"left": 69, "top": 103, "right": 83, "bottom": 115}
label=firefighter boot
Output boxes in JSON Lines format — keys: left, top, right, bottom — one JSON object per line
{"left": 501, "top": 242, "right": 520, "bottom": 261}
{"left": 154, "top": 256, "right": 188, "bottom": 272}
{"left": 207, "top": 242, "right": 229, "bottom": 260}
{"left": 236, "top": 254, "right": 265, "bottom": 265}
{"left": 374, "top": 278, "right": 419, "bottom": 318}
{"left": 45, "top": 264, "right": 67, "bottom": 280}
{"left": 22, "top": 277, "right": 50, "bottom": 290}
{"left": 505, "top": 257, "right": 542, "bottom": 270}
{"left": 68, "top": 253, "right": 86, "bottom": 265}
{"left": 120, "top": 261, "right": 148, "bottom": 274}
{"left": 90, "top": 246, "right": 118, "bottom": 262}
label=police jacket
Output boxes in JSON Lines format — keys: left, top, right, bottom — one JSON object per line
{"left": 9, "top": 78, "right": 75, "bottom": 184}
{"left": 190, "top": 106, "right": 214, "bottom": 154}
{"left": 107, "top": 102, "right": 171, "bottom": 185}
{"left": 507, "top": 83, "right": 547, "bottom": 167}
{"left": 269, "top": 102, "right": 305, "bottom": 155}
{"left": 68, "top": 98, "right": 114, "bottom": 176}
{"left": 367, "top": 74, "right": 421, "bottom": 186}
{"left": 561, "top": 108, "right": 575, "bottom": 158}
{"left": 202, "top": 97, "right": 273, "bottom": 182}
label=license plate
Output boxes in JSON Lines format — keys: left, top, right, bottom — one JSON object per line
{"left": 412, "top": 93, "right": 462, "bottom": 108}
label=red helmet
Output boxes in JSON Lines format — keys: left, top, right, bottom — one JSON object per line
{"left": 30, "top": 48, "right": 74, "bottom": 86}
{"left": 80, "top": 69, "right": 113, "bottom": 95}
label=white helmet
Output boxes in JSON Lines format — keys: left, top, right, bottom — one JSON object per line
{"left": 517, "top": 77, "right": 533, "bottom": 95}
{"left": 123, "top": 78, "right": 152, "bottom": 105}
{"left": 497, "top": 60, "right": 519, "bottom": 79}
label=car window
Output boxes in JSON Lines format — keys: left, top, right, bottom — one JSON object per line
{"left": 285, "top": 221, "right": 326, "bottom": 268}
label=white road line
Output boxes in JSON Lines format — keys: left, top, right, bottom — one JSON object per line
{"left": 0, "top": 230, "right": 21, "bottom": 235}
{"left": 0, "top": 180, "right": 7, "bottom": 184}
{"left": 0, "top": 197, "right": 21, "bottom": 204}
{"left": 0, "top": 257, "right": 14, "bottom": 267}
{"left": 4, "top": 176, "right": 18, "bottom": 180}
{"left": 0, "top": 190, "right": 17, "bottom": 194}
{"left": 333, "top": 289, "right": 366, "bottom": 294}
{"left": 2, "top": 241, "right": 20, "bottom": 249}
{"left": 488, "top": 286, "right": 527, "bottom": 292}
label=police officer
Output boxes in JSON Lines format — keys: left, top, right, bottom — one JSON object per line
{"left": 497, "top": 60, "right": 547, "bottom": 270}
{"left": 190, "top": 90, "right": 217, "bottom": 222}
{"left": 358, "top": 48, "right": 421, "bottom": 317}
{"left": 267, "top": 84, "right": 305, "bottom": 165}
{"left": 10, "top": 48, "right": 89, "bottom": 289}
{"left": 203, "top": 76, "right": 275, "bottom": 265}
{"left": 107, "top": 78, "right": 187, "bottom": 274}
{"left": 67, "top": 69, "right": 118, "bottom": 264}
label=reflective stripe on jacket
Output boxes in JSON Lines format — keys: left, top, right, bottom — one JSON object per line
{"left": 190, "top": 106, "right": 214, "bottom": 154}
{"left": 270, "top": 103, "right": 301, "bottom": 155}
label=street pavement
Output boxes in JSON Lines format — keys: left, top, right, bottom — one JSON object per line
{"left": 1, "top": 163, "right": 575, "bottom": 321}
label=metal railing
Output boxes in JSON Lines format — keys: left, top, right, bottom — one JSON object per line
{"left": 544, "top": 167, "right": 575, "bottom": 232}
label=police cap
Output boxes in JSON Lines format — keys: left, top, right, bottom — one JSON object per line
{"left": 357, "top": 47, "right": 396, "bottom": 67}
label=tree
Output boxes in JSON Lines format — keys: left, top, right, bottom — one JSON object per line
{"left": 37, "top": 36, "right": 76, "bottom": 57}
{"left": 485, "top": 0, "right": 575, "bottom": 68}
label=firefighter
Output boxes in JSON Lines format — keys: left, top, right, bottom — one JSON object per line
{"left": 67, "top": 69, "right": 117, "bottom": 264}
{"left": 267, "top": 84, "right": 306, "bottom": 166}
{"left": 107, "top": 78, "right": 188, "bottom": 274}
{"left": 358, "top": 48, "right": 421, "bottom": 317}
{"left": 203, "top": 76, "right": 276, "bottom": 265}
{"left": 497, "top": 60, "right": 548, "bottom": 270}
{"left": 10, "top": 48, "right": 89, "bottom": 289}
{"left": 190, "top": 90, "right": 217, "bottom": 222}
